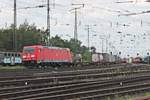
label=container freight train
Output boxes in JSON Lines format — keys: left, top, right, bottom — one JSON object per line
{"left": 0, "top": 52, "right": 22, "bottom": 66}
{"left": 92, "top": 53, "right": 121, "bottom": 64}
{"left": 0, "top": 45, "right": 123, "bottom": 67}
{"left": 22, "top": 45, "right": 72, "bottom": 67}
{"left": 143, "top": 56, "right": 150, "bottom": 64}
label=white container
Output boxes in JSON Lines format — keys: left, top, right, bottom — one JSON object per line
{"left": 92, "top": 53, "right": 103, "bottom": 62}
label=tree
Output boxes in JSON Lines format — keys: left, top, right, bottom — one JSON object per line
{"left": 0, "top": 21, "right": 42, "bottom": 51}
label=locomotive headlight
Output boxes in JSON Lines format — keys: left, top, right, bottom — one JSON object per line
{"left": 31, "top": 55, "right": 35, "bottom": 58}
{"left": 22, "top": 55, "right": 26, "bottom": 58}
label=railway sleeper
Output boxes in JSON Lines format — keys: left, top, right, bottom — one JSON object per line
{"left": 4, "top": 77, "right": 150, "bottom": 100}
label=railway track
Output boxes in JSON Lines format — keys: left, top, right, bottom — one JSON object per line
{"left": 0, "top": 64, "right": 150, "bottom": 100}
{"left": 0, "top": 63, "right": 148, "bottom": 77}
{"left": 0, "top": 73, "right": 149, "bottom": 93}
{"left": 3, "top": 75, "right": 150, "bottom": 100}
{"left": 0, "top": 63, "right": 149, "bottom": 81}
{"left": 1, "top": 69, "right": 150, "bottom": 88}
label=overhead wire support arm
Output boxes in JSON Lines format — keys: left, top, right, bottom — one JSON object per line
{"left": 71, "top": 3, "right": 85, "bottom": 9}
{"left": 18, "top": 4, "right": 46, "bottom": 10}
{"left": 115, "top": 1, "right": 134, "bottom": 3}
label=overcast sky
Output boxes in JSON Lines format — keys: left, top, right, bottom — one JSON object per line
{"left": 0, "top": 0, "right": 150, "bottom": 57}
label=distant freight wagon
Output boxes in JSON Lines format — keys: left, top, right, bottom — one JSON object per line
{"left": 0, "top": 52, "right": 22, "bottom": 65}
{"left": 92, "top": 53, "right": 120, "bottom": 63}
{"left": 132, "top": 57, "right": 143, "bottom": 63}
{"left": 22, "top": 45, "right": 73, "bottom": 67}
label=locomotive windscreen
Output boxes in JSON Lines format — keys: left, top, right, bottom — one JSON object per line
{"left": 23, "top": 48, "right": 35, "bottom": 53}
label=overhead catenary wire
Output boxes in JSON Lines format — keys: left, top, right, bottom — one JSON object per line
{"left": 1, "top": 0, "right": 67, "bottom": 31}
{"left": 119, "top": 10, "right": 150, "bottom": 16}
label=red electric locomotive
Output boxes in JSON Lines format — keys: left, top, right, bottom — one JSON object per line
{"left": 22, "top": 45, "right": 73, "bottom": 67}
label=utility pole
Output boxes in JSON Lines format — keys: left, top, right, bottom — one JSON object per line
{"left": 87, "top": 25, "right": 90, "bottom": 50}
{"left": 70, "top": 3, "right": 84, "bottom": 55}
{"left": 147, "top": 52, "right": 149, "bottom": 64}
{"left": 106, "top": 38, "right": 108, "bottom": 53}
{"left": 70, "top": 3, "right": 84, "bottom": 42}
{"left": 85, "top": 24, "right": 96, "bottom": 51}
{"left": 74, "top": 8, "right": 78, "bottom": 42}
{"left": 85, "top": 25, "right": 91, "bottom": 51}
{"left": 102, "top": 38, "right": 104, "bottom": 53}
{"left": 100, "top": 37, "right": 104, "bottom": 53}
{"left": 13, "top": 0, "right": 17, "bottom": 51}
{"left": 47, "top": 0, "right": 50, "bottom": 46}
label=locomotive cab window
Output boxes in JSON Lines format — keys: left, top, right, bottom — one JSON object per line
{"left": 23, "top": 48, "right": 35, "bottom": 53}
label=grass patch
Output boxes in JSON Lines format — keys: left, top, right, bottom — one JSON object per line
{"left": 0, "top": 65, "right": 26, "bottom": 72}
{"left": 107, "top": 93, "right": 150, "bottom": 100}
{"left": 106, "top": 95, "right": 134, "bottom": 100}
{"left": 144, "top": 92, "right": 150, "bottom": 96}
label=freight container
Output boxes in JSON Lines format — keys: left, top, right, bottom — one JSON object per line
{"left": 92, "top": 53, "right": 103, "bottom": 62}
{"left": 102, "top": 53, "right": 110, "bottom": 62}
